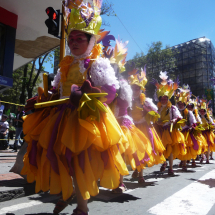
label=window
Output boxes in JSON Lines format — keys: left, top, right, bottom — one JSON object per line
{"left": 0, "top": 23, "right": 6, "bottom": 76}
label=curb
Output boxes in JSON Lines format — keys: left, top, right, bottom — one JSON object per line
{"left": 0, "top": 183, "right": 35, "bottom": 202}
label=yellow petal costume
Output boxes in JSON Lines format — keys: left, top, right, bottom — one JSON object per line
{"left": 198, "top": 98, "right": 215, "bottom": 152}
{"left": 128, "top": 69, "right": 166, "bottom": 166}
{"left": 152, "top": 72, "right": 186, "bottom": 159}
{"left": 21, "top": 0, "right": 129, "bottom": 201}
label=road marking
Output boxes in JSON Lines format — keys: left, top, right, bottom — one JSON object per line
{"left": 0, "top": 201, "right": 42, "bottom": 214}
{"left": 148, "top": 169, "right": 215, "bottom": 215}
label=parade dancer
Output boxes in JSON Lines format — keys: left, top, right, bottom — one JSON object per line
{"left": 21, "top": 1, "right": 130, "bottom": 214}
{"left": 198, "top": 98, "right": 215, "bottom": 164}
{"left": 128, "top": 68, "right": 166, "bottom": 180}
{"left": 186, "top": 98, "right": 208, "bottom": 165}
{"left": 174, "top": 86, "right": 201, "bottom": 170}
{"left": 104, "top": 41, "right": 154, "bottom": 188}
{"left": 152, "top": 72, "right": 186, "bottom": 175}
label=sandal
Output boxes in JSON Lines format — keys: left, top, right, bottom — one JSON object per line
{"left": 200, "top": 158, "right": 204, "bottom": 164}
{"left": 192, "top": 161, "right": 196, "bottom": 167}
{"left": 72, "top": 208, "right": 89, "bottom": 215}
{"left": 112, "top": 183, "right": 127, "bottom": 193}
{"left": 195, "top": 155, "right": 199, "bottom": 161}
{"left": 168, "top": 168, "right": 174, "bottom": 175}
{"left": 182, "top": 165, "right": 187, "bottom": 172}
{"left": 138, "top": 176, "right": 145, "bottom": 183}
{"left": 132, "top": 169, "right": 139, "bottom": 178}
{"left": 178, "top": 161, "right": 183, "bottom": 168}
{"left": 206, "top": 159, "right": 210, "bottom": 164}
{"left": 160, "top": 162, "right": 167, "bottom": 172}
{"left": 53, "top": 192, "right": 76, "bottom": 214}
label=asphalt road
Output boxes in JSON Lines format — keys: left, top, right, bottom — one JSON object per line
{"left": 0, "top": 158, "right": 215, "bottom": 215}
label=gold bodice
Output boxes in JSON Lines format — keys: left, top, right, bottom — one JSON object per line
{"left": 62, "top": 62, "right": 87, "bottom": 97}
{"left": 201, "top": 117, "right": 208, "bottom": 128}
{"left": 130, "top": 99, "right": 143, "bottom": 121}
{"left": 159, "top": 106, "right": 170, "bottom": 123}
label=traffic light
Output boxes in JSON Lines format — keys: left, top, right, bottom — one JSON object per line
{"left": 45, "top": 7, "right": 60, "bottom": 37}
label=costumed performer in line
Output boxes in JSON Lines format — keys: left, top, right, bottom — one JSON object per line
{"left": 152, "top": 72, "right": 186, "bottom": 175}
{"left": 186, "top": 97, "right": 208, "bottom": 165}
{"left": 101, "top": 39, "right": 154, "bottom": 189}
{"left": 174, "top": 86, "right": 202, "bottom": 171}
{"left": 128, "top": 66, "right": 166, "bottom": 180}
{"left": 21, "top": 1, "right": 129, "bottom": 215}
{"left": 198, "top": 98, "right": 215, "bottom": 164}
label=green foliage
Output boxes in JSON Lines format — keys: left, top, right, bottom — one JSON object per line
{"left": 0, "top": 63, "right": 42, "bottom": 105}
{"left": 131, "top": 41, "right": 177, "bottom": 78}
{"left": 130, "top": 41, "right": 177, "bottom": 98}
{"left": 9, "top": 126, "right": 16, "bottom": 131}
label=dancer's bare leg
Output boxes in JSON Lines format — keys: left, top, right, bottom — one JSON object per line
{"left": 169, "top": 153, "right": 173, "bottom": 169}
{"left": 73, "top": 175, "right": 88, "bottom": 213}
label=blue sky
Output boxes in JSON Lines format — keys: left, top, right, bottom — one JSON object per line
{"left": 41, "top": 0, "right": 215, "bottom": 73}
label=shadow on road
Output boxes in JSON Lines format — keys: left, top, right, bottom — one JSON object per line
{"left": 198, "top": 178, "right": 215, "bottom": 188}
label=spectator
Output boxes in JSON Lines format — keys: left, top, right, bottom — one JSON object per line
{"left": 0, "top": 98, "right": 5, "bottom": 121}
{"left": 12, "top": 106, "right": 24, "bottom": 152}
{"left": 0, "top": 114, "right": 9, "bottom": 150}
{"left": 3, "top": 103, "right": 11, "bottom": 121}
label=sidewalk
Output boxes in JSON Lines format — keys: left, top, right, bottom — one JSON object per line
{"left": 0, "top": 141, "right": 35, "bottom": 202}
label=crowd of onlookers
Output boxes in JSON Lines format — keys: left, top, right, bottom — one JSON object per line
{"left": 0, "top": 98, "right": 24, "bottom": 151}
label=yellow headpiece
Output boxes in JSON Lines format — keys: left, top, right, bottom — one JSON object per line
{"left": 63, "top": 0, "right": 102, "bottom": 40}
{"left": 110, "top": 38, "right": 128, "bottom": 73}
{"left": 128, "top": 67, "right": 147, "bottom": 91}
{"left": 174, "top": 84, "right": 190, "bottom": 104}
{"left": 151, "top": 71, "right": 179, "bottom": 99}
{"left": 198, "top": 97, "right": 211, "bottom": 111}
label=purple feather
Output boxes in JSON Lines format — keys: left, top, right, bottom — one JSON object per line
{"left": 174, "top": 76, "right": 180, "bottom": 85}
{"left": 102, "top": 35, "right": 115, "bottom": 47}
{"left": 104, "top": 48, "right": 114, "bottom": 59}
{"left": 151, "top": 78, "right": 158, "bottom": 85}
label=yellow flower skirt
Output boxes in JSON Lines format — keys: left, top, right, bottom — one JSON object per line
{"left": 157, "top": 127, "right": 186, "bottom": 159}
{"left": 21, "top": 103, "right": 129, "bottom": 201}
{"left": 135, "top": 123, "right": 166, "bottom": 166}
{"left": 121, "top": 124, "right": 152, "bottom": 172}
{"left": 202, "top": 130, "right": 215, "bottom": 152}
{"left": 177, "top": 131, "right": 206, "bottom": 161}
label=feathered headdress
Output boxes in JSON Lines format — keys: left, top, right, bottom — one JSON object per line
{"left": 198, "top": 95, "right": 211, "bottom": 111}
{"left": 128, "top": 66, "right": 147, "bottom": 91}
{"left": 101, "top": 36, "right": 128, "bottom": 73}
{"left": 151, "top": 71, "right": 179, "bottom": 99}
{"left": 63, "top": 0, "right": 102, "bottom": 40}
{"left": 174, "top": 84, "right": 191, "bottom": 104}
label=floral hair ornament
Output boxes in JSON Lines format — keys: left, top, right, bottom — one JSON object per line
{"left": 128, "top": 65, "right": 147, "bottom": 91}
{"left": 63, "top": 0, "right": 102, "bottom": 40}
{"left": 151, "top": 71, "right": 179, "bottom": 100}
{"left": 101, "top": 36, "right": 128, "bottom": 73}
{"left": 198, "top": 95, "right": 211, "bottom": 111}
{"left": 174, "top": 84, "right": 191, "bottom": 104}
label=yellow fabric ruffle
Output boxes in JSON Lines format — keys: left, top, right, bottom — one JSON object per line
{"left": 121, "top": 125, "right": 151, "bottom": 172}
{"left": 177, "top": 131, "right": 203, "bottom": 161}
{"left": 156, "top": 127, "right": 186, "bottom": 159}
{"left": 21, "top": 104, "right": 129, "bottom": 201}
{"left": 135, "top": 123, "right": 166, "bottom": 166}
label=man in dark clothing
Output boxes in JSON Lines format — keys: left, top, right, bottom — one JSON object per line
{"left": 12, "top": 106, "right": 24, "bottom": 152}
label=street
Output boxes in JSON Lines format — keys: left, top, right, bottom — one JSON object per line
{"left": 0, "top": 147, "right": 215, "bottom": 215}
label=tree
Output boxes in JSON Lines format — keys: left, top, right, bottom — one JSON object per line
{"left": 129, "top": 41, "right": 177, "bottom": 98}
{"left": 100, "top": 1, "right": 115, "bottom": 26}
{"left": 0, "top": 63, "right": 42, "bottom": 106}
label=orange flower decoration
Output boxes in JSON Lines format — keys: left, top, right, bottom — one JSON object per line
{"left": 140, "top": 93, "right": 146, "bottom": 105}
{"left": 59, "top": 55, "right": 74, "bottom": 84}
{"left": 91, "top": 44, "right": 103, "bottom": 59}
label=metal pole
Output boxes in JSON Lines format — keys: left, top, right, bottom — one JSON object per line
{"left": 60, "top": 5, "right": 65, "bottom": 62}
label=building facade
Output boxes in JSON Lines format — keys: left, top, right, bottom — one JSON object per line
{"left": 146, "top": 37, "right": 215, "bottom": 111}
